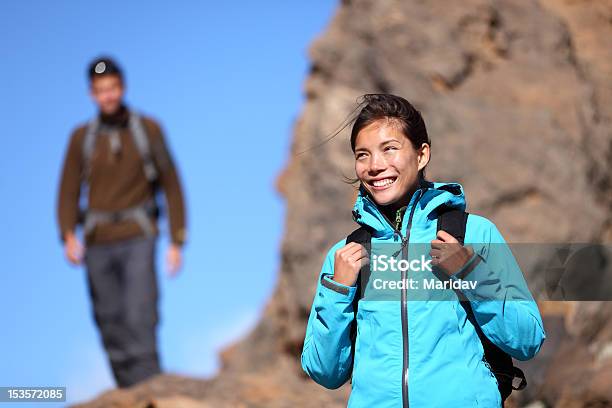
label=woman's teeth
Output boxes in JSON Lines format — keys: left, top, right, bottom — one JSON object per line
{"left": 373, "top": 178, "right": 395, "bottom": 187}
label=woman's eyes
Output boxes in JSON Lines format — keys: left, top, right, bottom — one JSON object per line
{"left": 356, "top": 146, "right": 398, "bottom": 159}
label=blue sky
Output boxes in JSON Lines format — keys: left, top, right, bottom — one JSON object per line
{"left": 0, "top": 1, "right": 336, "bottom": 405}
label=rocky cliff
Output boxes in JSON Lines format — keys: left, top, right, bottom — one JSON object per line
{"left": 76, "top": 0, "right": 612, "bottom": 407}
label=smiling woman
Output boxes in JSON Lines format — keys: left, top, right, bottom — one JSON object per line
{"left": 300, "top": 94, "right": 547, "bottom": 408}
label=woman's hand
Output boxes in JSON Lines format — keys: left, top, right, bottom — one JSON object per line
{"left": 333, "top": 242, "right": 369, "bottom": 287}
{"left": 430, "top": 230, "right": 474, "bottom": 276}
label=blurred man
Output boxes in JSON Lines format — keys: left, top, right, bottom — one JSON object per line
{"left": 56, "top": 57, "right": 187, "bottom": 388}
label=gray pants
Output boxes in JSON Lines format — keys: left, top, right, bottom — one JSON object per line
{"left": 84, "top": 235, "right": 161, "bottom": 388}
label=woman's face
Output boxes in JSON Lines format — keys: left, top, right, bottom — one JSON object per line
{"left": 354, "top": 120, "right": 430, "bottom": 206}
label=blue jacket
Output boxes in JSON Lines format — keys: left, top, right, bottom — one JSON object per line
{"left": 301, "top": 181, "right": 546, "bottom": 407}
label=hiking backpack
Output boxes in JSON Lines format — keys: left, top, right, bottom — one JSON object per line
{"left": 78, "top": 110, "right": 161, "bottom": 237}
{"left": 345, "top": 206, "right": 527, "bottom": 403}
{"left": 82, "top": 111, "right": 159, "bottom": 183}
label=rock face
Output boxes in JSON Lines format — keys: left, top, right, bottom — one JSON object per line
{"left": 76, "top": 0, "right": 611, "bottom": 407}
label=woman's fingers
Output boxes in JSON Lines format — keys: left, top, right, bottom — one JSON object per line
{"left": 334, "top": 243, "right": 369, "bottom": 283}
{"left": 339, "top": 242, "right": 368, "bottom": 261}
{"left": 349, "top": 243, "right": 368, "bottom": 259}
{"left": 431, "top": 239, "right": 460, "bottom": 249}
{"left": 360, "top": 255, "right": 370, "bottom": 266}
{"left": 429, "top": 248, "right": 443, "bottom": 265}
{"left": 334, "top": 242, "right": 369, "bottom": 287}
{"left": 340, "top": 241, "right": 365, "bottom": 254}
{"left": 436, "top": 230, "right": 458, "bottom": 243}
{"left": 430, "top": 248, "right": 442, "bottom": 257}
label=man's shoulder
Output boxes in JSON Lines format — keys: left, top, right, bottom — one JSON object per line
{"left": 137, "top": 114, "right": 164, "bottom": 139}
{"left": 68, "top": 122, "right": 89, "bottom": 146}
{"left": 139, "top": 114, "right": 160, "bottom": 127}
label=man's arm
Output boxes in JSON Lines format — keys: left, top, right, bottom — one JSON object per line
{"left": 57, "top": 127, "right": 86, "bottom": 265}
{"left": 57, "top": 127, "right": 84, "bottom": 242}
{"left": 145, "top": 118, "right": 187, "bottom": 247}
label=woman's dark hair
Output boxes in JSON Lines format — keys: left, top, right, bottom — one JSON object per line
{"left": 349, "top": 94, "right": 430, "bottom": 155}
{"left": 296, "top": 93, "right": 431, "bottom": 184}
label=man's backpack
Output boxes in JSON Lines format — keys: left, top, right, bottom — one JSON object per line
{"left": 345, "top": 206, "right": 527, "bottom": 403}
{"left": 82, "top": 110, "right": 159, "bottom": 183}
{"left": 78, "top": 111, "right": 161, "bottom": 237}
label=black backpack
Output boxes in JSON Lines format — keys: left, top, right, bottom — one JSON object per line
{"left": 345, "top": 206, "right": 526, "bottom": 403}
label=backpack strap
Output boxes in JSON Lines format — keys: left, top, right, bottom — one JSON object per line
{"left": 436, "top": 207, "right": 468, "bottom": 245}
{"left": 346, "top": 226, "right": 372, "bottom": 300}
{"left": 345, "top": 225, "right": 373, "bottom": 381}
{"left": 81, "top": 112, "right": 159, "bottom": 183}
{"left": 129, "top": 111, "right": 159, "bottom": 183}
{"left": 82, "top": 197, "right": 158, "bottom": 238}
{"left": 436, "top": 206, "right": 526, "bottom": 402}
{"left": 82, "top": 117, "right": 100, "bottom": 181}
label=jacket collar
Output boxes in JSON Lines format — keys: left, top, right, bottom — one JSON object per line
{"left": 351, "top": 180, "right": 466, "bottom": 238}
{"left": 99, "top": 104, "right": 129, "bottom": 128}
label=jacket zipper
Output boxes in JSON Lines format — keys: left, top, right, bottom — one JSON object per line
{"left": 400, "top": 188, "right": 424, "bottom": 408}
{"left": 362, "top": 188, "right": 425, "bottom": 408}
{"left": 361, "top": 197, "right": 405, "bottom": 240}
{"left": 395, "top": 207, "right": 403, "bottom": 231}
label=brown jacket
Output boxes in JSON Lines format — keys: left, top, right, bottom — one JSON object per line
{"left": 57, "top": 109, "right": 187, "bottom": 246}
